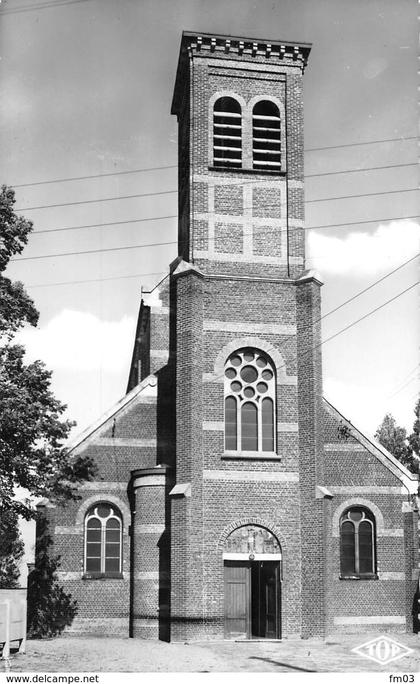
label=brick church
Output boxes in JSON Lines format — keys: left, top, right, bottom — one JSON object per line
{"left": 42, "top": 31, "right": 419, "bottom": 641}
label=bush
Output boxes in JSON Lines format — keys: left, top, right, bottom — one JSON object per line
{"left": 27, "top": 514, "right": 77, "bottom": 638}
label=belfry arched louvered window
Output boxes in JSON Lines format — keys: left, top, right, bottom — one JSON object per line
{"left": 84, "top": 503, "right": 122, "bottom": 577}
{"left": 340, "top": 507, "right": 376, "bottom": 578}
{"left": 224, "top": 349, "right": 276, "bottom": 452}
{"left": 213, "top": 97, "right": 242, "bottom": 168}
{"left": 252, "top": 100, "right": 281, "bottom": 172}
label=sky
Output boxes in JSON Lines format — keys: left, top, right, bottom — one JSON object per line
{"left": 0, "top": 0, "right": 419, "bottom": 446}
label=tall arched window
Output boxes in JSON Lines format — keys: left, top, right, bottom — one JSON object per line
{"left": 213, "top": 97, "right": 242, "bottom": 168}
{"left": 252, "top": 100, "right": 281, "bottom": 172}
{"left": 340, "top": 507, "right": 376, "bottom": 578}
{"left": 84, "top": 503, "right": 122, "bottom": 577}
{"left": 224, "top": 349, "right": 276, "bottom": 453}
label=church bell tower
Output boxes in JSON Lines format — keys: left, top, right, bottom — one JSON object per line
{"left": 169, "top": 32, "right": 326, "bottom": 641}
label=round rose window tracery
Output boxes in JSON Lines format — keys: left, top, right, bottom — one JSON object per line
{"left": 224, "top": 349, "right": 276, "bottom": 452}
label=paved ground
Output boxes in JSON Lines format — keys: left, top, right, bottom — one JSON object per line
{"left": 1, "top": 633, "right": 419, "bottom": 673}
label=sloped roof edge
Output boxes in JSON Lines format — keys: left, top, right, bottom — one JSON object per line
{"left": 67, "top": 375, "right": 157, "bottom": 454}
{"left": 323, "top": 397, "right": 418, "bottom": 494}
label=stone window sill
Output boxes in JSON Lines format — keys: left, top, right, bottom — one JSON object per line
{"left": 339, "top": 574, "right": 378, "bottom": 581}
{"left": 82, "top": 572, "right": 124, "bottom": 580}
{"left": 208, "top": 165, "right": 286, "bottom": 177}
{"left": 223, "top": 450, "right": 280, "bottom": 461}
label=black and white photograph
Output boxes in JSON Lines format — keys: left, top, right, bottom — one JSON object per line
{"left": 0, "top": 0, "right": 419, "bottom": 678}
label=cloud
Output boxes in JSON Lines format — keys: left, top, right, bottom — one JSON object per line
{"left": 307, "top": 220, "right": 420, "bottom": 276}
{"left": 17, "top": 309, "right": 136, "bottom": 373}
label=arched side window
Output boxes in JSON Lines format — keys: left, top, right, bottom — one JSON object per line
{"left": 213, "top": 97, "right": 242, "bottom": 169}
{"left": 224, "top": 349, "right": 276, "bottom": 453}
{"left": 340, "top": 507, "right": 376, "bottom": 578}
{"left": 252, "top": 100, "right": 281, "bottom": 172}
{"left": 84, "top": 503, "right": 122, "bottom": 577}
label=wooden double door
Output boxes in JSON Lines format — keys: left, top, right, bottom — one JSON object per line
{"left": 224, "top": 560, "right": 281, "bottom": 639}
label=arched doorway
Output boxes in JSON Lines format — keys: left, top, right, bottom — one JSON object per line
{"left": 223, "top": 525, "right": 281, "bottom": 639}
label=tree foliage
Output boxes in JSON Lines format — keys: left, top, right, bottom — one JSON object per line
{"left": 0, "top": 185, "right": 96, "bottom": 521}
{"left": 375, "top": 401, "right": 420, "bottom": 474}
{"left": 27, "top": 514, "right": 77, "bottom": 638}
{"left": 0, "top": 508, "right": 24, "bottom": 588}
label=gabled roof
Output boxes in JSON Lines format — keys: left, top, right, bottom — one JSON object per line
{"left": 67, "top": 374, "right": 157, "bottom": 456}
{"left": 323, "top": 397, "right": 418, "bottom": 495}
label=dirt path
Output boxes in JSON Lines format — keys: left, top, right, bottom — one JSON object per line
{"left": 1, "top": 633, "right": 419, "bottom": 673}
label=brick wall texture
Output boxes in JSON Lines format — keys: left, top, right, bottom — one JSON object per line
{"left": 43, "top": 33, "right": 419, "bottom": 641}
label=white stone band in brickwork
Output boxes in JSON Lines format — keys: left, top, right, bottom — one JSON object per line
{"left": 94, "top": 438, "right": 157, "bottom": 447}
{"left": 203, "top": 320, "right": 296, "bottom": 335}
{"left": 333, "top": 616, "right": 406, "bottom": 625}
{"left": 80, "top": 481, "right": 127, "bottom": 491}
{"left": 194, "top": 250, "right": 288, "bottom": 265}
{"left": 133, "top": 571, "right": 160, "bottom": 580}
{"left": 379, "top": 529, "right": 404, "bottom": 537}
{"left": 324, "top": 443, "right": 367, "bottom": 452}
{"left": 135, "top": 524, "right": 165, "bottom": 534}
{"left": 202, "top": 421, "right": 298, "bottom": 432}
{"left": 54, "top": 526, "right": 83, "bottom": 535}
{"left": 378, "top": 572, "right": 405, "bottom": 580}
{"left": 56, "top": 572, "right": 81, "bottom": 580}
{"left": 203, "top": 470, "right": 299, "bottom": 482}
{"left": 328, "top": 486, "right": 404, "bottom": 495}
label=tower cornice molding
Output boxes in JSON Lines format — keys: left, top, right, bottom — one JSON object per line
{"left": 172, "top": 30, "right": 312, "bottom": 115}
{"left": 184, "top": 30, "right": 311, "bottom": 66}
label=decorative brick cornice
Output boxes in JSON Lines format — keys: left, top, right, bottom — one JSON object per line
{"left": 172, "top": 31, "right": 312, "bottom": 115}
{"left": 184, "top": 31, "right": 311, "bottom": 66}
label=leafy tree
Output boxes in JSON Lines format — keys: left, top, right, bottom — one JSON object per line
{"left": 0, "top": 185, "right": 96, "bottom": 521}
{"left": 408, "top": 398, "right": 420, "bottom": 465}
{"left": 0, "top": 508, "right": 24, "bottom": 588}
{"left": 27, "top": 514, "right": 77, "bottom": 638}
{"left": 375, "top": 406, "right": 419, "bottom": 474}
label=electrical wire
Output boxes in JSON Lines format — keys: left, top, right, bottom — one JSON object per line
{"left": 320, "top": 281, "right": 419, "bottom": 348}
{"left": 28, "top": 271, "right": 168, "bottom": 288}
{"left": 14, "top": 185, "right": 419, "bottom": 214}
{"left": 11, "top": 217, "right": 420, "bottom": 262}
{"left": 30, "top": 213, "right": 420, "bottom": 237}
{"left": 0, "top": 0, "right": 92, "bottom": 15}
{"left": 10, "top": 159, "right": 417, "bottom": 190}
{"left": 9, "top": 136, "right": 417, "bottom": 188}
{"left": 319, "top": 253, "right": 420, "bottom": 322}
{"left": 15, "top": 189, "right": 177, "bottom": 212}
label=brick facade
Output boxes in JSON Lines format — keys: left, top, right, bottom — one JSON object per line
{"left": 43, "top": 31, "right": 419, "bottom": 640}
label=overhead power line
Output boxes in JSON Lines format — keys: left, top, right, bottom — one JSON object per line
{"left": 22, "top": 251, "right": 419, "bottom": 308}
{"left": 15, "top": 189, "right": 177, "bottom": 212}
{"left": 304, "top": 162, "right": 416, "bottom": 179}
{"left": 305, "top": 136, "right": 417, "bottom": 153}
{"left": 28, "top": 271, "right": 168, "bottom": 289}
{"left": 15, "top": 185, "right": 419, "bottom": 213}
{"left": 31, "top": 213, "right": 420, "bottom": 237}
{"left": 0, "top": 0, "right": 91, "bottom": 15}
{"left": 12, "top": 216, "right": 420, "bottom": 263}
{"left": 12, "top": 240, "right": 177, "bottom": 262}
{"left": 306, "top": 187, "right": 418, "bottom": 205}
{"left": 10, "top": 158, "right": 417, "bottom": 190}
{"left": 320, "top": 253, "right": 420, "bottom": 321}
{"left": 11, "top": 165, "right": 179, "bottom": 189}
{"left": 320, "top": 281, "right": 419, "bottom": 347}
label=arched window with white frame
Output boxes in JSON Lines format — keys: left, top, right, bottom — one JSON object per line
{"left": 213, "top": 97, "right": 242, "bottom": 168}
{"left": 340, "top": 507, "right": 376, "bottom": 578}
{"left": 224, "top": 349, "right": 276, "bottom": 453}
{"left": 84, "top": 502, "right": 122, "bottom": 577}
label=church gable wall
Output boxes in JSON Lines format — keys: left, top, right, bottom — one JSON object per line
{"left": 321, "top": 401, "right": 418, "bottom": 634}
{"left": 42, "top": 382, "right": 165, "bottom": 636}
